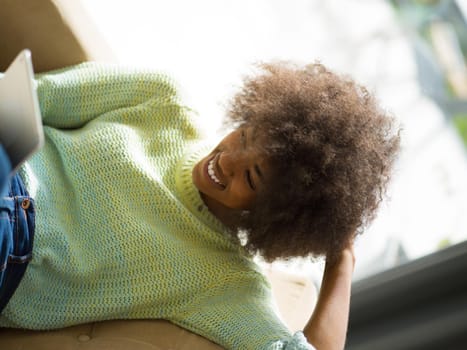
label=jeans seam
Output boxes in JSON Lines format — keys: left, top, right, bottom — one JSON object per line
{"left": 13, "top": 196, "right": 20, "bottom": 256}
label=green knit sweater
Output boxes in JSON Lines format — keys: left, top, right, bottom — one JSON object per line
{"left": 0, "top": 63, "right": 313, "bottom": 350}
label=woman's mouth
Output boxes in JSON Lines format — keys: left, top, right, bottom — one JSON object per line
{"left": 206, "top": 155, "right": 226, "bottom": 188}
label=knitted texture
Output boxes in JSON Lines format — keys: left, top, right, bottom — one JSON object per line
{"left": 0, "top": 63, "right": 313, "bottom": 350}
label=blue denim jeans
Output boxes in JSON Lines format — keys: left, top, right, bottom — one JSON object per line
{"left": 0, "top": 144, "right": 35, "bottom": 314}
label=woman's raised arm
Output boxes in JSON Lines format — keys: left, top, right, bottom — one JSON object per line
{"left": 303, "top": 243, "right": 355, "bottom": 350}
{"left": 36, "top": 63, "right": 179, "bottom": 129}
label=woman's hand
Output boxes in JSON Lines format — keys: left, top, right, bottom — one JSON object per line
{"left": 303, "top": 240, "right": 356, "bottom": 350}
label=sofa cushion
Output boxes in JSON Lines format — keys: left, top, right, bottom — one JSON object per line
{"left": 0, "top": 268, "right": 317, "bottom": 349}
{"left": 0, "top": 319, "right": 224, "bottom": 350}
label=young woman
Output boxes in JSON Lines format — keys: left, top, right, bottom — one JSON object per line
{"left": 0, "top": 61, "right": 399, "bottom": 350}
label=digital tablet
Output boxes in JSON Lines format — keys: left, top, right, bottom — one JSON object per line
{"left": 0, "top": 49, "right": 44, "bottom": 173}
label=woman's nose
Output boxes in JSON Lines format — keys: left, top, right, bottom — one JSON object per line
{"left": 218, "top": 150, "right": 247, "bottom": 176}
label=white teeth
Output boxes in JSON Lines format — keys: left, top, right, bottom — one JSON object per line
{"left": 208, "top": 159, "right": 223, "bottom": 185}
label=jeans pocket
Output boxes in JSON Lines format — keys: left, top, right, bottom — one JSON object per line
{"left": 0, "top": 195, "right": 35, "bottom": 314}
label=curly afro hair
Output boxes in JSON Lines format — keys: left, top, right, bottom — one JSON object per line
{"left": 225, "top": 61, "right": 400, "bottom": 263}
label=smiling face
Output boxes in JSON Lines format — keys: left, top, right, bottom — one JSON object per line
{"left": 192, "top": 127, "right": 269, "bottom": 211}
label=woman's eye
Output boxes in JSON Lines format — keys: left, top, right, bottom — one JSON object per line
{"left": 241, "top": 129, "right": 246, "bottom": 147}
{"left": 245, "top": 170, "right": 256, "bottom": 190}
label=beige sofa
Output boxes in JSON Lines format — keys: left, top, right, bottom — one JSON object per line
{"left": 0, "top": 268, "right": 316, "bottom": 350}
{"left": 0, "top": 1, "right": 317, "bottom": 349}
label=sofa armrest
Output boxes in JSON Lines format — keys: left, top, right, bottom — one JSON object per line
{"left": 0, "top": 0, "right": 114, "bottom": 73}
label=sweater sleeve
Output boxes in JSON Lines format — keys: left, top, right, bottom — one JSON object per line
{"left": 35, "top": 63, "right": 181, "bottom": 129}
{"left": 173, "top": 270, "right": 316, "bottom": 350}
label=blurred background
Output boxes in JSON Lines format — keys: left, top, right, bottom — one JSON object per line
{"left": 81, "top": 0, "right": 467, "bottom": 281}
